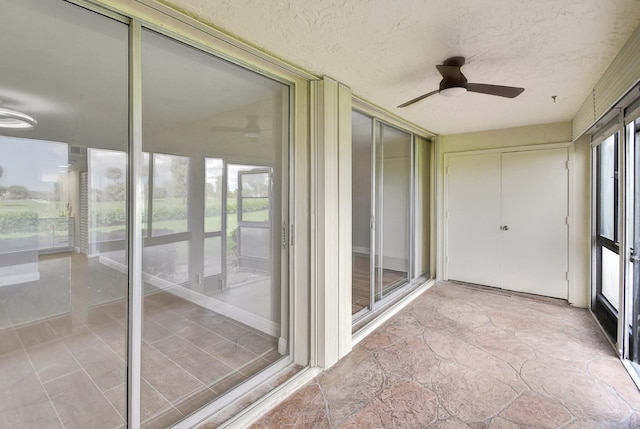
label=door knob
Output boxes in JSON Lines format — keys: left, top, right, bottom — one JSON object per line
{"left": 500, "top": 225, "right": 509, "bottom": 231}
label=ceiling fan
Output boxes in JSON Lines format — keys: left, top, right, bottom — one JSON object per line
{"left": 397, "top": 56, "right": 524, "bottom": 108}
{"left": 210, "top": 115, "right": 261, "bottom": 141}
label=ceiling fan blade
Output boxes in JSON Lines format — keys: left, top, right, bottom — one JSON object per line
{"left": 397, "top": 89, "right": 439, "bottom": 108}
{"left": 436, "top": 65, "right": 463, "bottom": 81}
{"left": 467, "top": 83, "right": 524, "bottom": 98}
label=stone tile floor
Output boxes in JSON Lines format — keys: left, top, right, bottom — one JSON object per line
{"left": 252, "top": 282, "right": 640, "bottom": 428}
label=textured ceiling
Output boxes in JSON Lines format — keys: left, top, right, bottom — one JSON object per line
{"left": 163, "top": 0, "right": 640, "bottom": 135}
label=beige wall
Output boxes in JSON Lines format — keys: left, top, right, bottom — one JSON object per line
{"left": 437, "top": 121, "right": 591, "bottom": 307}
{"left": 440, "top": 121, "right": 572, "bottom": 153}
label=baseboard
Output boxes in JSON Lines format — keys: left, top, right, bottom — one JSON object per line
{"left": 352, "top": 246, "right": 370, "bottom": 255}
{"left": 98, "top": 255, "right": 280, "bottom": 337}
{"left": 0, "top": 267, "right": 40, "bottom": 287}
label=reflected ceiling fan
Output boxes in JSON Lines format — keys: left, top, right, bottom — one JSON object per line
{"left": 398, "top": 56, "right": 524, "bottom": 108}
{"left": 210, "top": 115, "right": 261, "bottom": 142}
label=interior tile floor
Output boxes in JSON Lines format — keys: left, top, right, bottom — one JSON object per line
{"left": 254, "top": 281, "right": 640, "bottom": 428}
{"left": 0, "top": 255, "right": 280, "bottom": 428}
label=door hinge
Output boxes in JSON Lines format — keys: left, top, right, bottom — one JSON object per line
{"left": 566, "top": 160, "right": 570, "bottom": 170}
{"left": 565, "top": 271, "right": 569, "bottom": 281}
{"left": 566, "top": 216, "right": 569, "bottom": 225}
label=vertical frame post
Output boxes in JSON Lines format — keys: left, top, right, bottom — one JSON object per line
{"left": 127, "top": 19, "right": 143, "bottom": 429}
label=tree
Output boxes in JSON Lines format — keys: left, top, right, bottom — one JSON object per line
{"left": 106, "top": 167, "right": 123, "bottom": 183}
{"left": 105, "top": 183, "right": 126, "bottom": 201}
{"left": 170, "top": 157, "right": 189, "bottom": 200}
{"left": 8, "top": 185, "right": 30, "bottom": 200}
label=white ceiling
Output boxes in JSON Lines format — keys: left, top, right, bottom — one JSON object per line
{"left": 165, "top": 0, "right": 640, "bottom": 135}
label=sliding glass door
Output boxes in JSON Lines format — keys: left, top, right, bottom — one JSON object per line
{"left": 0, "top": 1, "right": 129, "bottom": 427}
{"left": 351, "top": 110, "right": 433, "bottom": 321}
{"left": 375, "top": 122, "right": 411, "bottom": 300}
{"left": 627, "top": 113, "right": 640, "bottom": 369}
{"left": 0, "top": 1, "right": 292, "bottom": 427}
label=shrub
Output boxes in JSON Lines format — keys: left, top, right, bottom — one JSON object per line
{"left": 0, "top": 211, "right": 38, "bottom": 234}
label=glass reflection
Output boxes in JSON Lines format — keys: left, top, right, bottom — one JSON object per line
{"left": 0, "top": 0, "right": 129, "bottom": 427}
{"left": 140, "top": 29, "right": 288, "bottom": 426}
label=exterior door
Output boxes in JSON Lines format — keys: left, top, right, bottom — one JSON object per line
{"left": 501, "top": 148, "right": 569, "bottom": 298}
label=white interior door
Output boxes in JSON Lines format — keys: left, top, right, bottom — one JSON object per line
{"left": 501, "top": 148, "right": 569, "bottom": 298}
{"left": 446, "top": 153, "right": 502, "bottom": 287}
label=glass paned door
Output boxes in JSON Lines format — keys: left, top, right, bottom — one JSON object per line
{"left": 0, "top": 0, "right": 129, "bottom": 427}
{"left": 351, "top": 110, "right": 432, "bottom": 322}
{"left": 236, "top": 167, "right": 271, "bottom": 273}
{"left": 140, "top": 28, "right": 289, "bottom": 427}
{"left": 414, "top": 136, "right": 432, "bottom": 279}
{"left": 630, "top": 118, "right": 640, "bottom": 365}
{"left": 594, "top": 133, "right": 620, "bottom": 340}
{"left": 375, "top": 122, "right": 411, "bottom": 300}
{"left": 351, "top": 111, "right": 373, "bottom": 316}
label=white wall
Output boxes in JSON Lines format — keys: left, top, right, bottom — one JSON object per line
{"left": 438, "top": 121, "right": 591, "bottom": 307}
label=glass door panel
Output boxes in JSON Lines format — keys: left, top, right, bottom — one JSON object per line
{"left": 375, "top": 122, "right": 411, "bottom": 300}
{"left": 594, "top": 133, "right": 620, "bottom": 340}
{"left": 630, "top": 118, "right": 640, "bottom": 365}
{"left": 236, "top": 167, "right": 271, "bottom": 273}
{"left": 140, "top": 29, "right": 288, "bottom": 427}
{"left": 0, "top": 0, "right": 129, "bottom": 427}
{"left": 414, "top": 136, "right": 432, "bottom": 278}
{"left": 351, "top": 111, "right": 373, "bottom": 316}
{"left": 204, "top": 158, "right": 224, "bottom": 283}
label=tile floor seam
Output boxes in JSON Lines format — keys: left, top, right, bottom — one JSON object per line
{"left": 108, "top": 376, "right": 182, "bottom": 425}
{"left": 143, "top": 340, "right": 209, "bottom": 392}
{"left": 140, "top": 374, "right": 182, "bottom": 417}
{"left": 14, "top": 324, "right": 67, "bottom": 429}
{"left": 84, "top": 320, "right": 127, "bottom": 364}
{"left": 56, "top": 338, "right": 125, "bottom": 425}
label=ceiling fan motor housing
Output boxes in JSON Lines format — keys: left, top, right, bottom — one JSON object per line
{"left": 440, "top": 73, "right": 468, "bottom": 92}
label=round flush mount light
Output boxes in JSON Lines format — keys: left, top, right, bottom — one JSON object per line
{"left": 0, "top": 98, "right": 37, "bottom": 129}
{"left": 439, "top": 86, "right": 467, "bottom": 97}
{"left": 0, "top": 107, "right": 37, "bottom": 129}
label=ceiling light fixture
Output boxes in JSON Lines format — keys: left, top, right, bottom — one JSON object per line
{"left": 439, "top": 86, "right": 467, "bottom": 96}
{"left": 0, "top": 99, "right": 37, "bottom": 129}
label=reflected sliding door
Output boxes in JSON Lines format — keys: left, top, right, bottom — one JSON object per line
{"left": 0, "top": 0, "right": 129, "bottom": 427}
